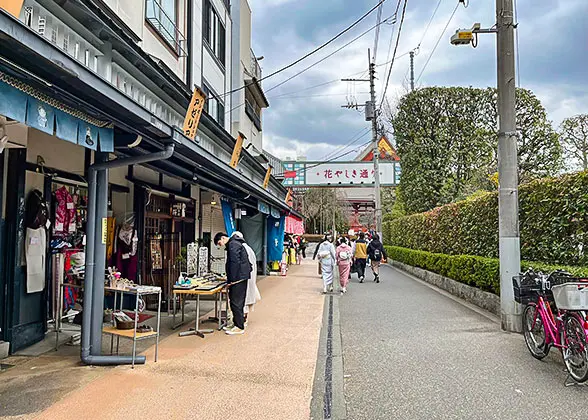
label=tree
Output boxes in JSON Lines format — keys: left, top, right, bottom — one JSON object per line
{"left": 391, "top": 87, "right": 562, "bottom": 214}
{"left": 302, "top": 188, "right": 350, "bottom": 234}
{"left": 560, "top": 114, "right": 588, "bottom": 172}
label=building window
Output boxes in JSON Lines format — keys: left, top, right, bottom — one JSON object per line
{"left": 203, "top": 0, "right": 226, "bottom": 67}
{"left": 145, "top": 0, "right": 187, "bottom": 56}
{"left": 202, "top": 83, "right": 225, "bottom": 126}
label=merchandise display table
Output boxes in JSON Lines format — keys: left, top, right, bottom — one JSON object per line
{"left": 55, "top": 282, "right": 161, "bottom": 368}
{"left": 173, "top": 283, "right": 228, "bottom": 338}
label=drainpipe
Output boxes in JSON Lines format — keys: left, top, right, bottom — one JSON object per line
{"left": 262, "top": 214, "right": 268, "bottom": 276}
{"left": 81, "top": 144, "right": 175, "bottom": 366}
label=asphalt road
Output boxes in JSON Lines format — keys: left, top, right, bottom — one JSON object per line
{"left": 339, "top": 265, "right": 588, "bottom": 420}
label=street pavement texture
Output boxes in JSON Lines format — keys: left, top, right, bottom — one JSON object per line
{"left": 340, "top": 265, "right": 588, "bottom": 420}
{"left": 1, "top": 262, "right": 323, "bottom": 420}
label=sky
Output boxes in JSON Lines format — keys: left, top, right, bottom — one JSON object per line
{"left": 248, "top": 0, "right": 588, "bottom": 161}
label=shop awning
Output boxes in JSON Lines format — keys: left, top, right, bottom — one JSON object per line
{"left": 0, "top": 10, "right": 303, "bottom": 218}
{"left": 285, "top": 215, "right": 305, "bottom": 235}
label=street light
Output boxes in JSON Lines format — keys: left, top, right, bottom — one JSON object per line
{"left": 451, "top": 0, "right": 522, "bottom": 333}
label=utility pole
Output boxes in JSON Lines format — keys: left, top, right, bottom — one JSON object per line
{"left": 409, "top": 50, "right": 415, "bottom": 91}
{"left": 340, "top": 49, "right": 382, "bottom": 238}
{"left": 496, "top": 0, "right": 521, "bottom": 332}
{"left": 369, "top": 50, "right": 382, "bottom": 239}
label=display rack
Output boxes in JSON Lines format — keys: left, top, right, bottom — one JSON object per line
{"left": 104, "top": 286, "right": 162, "bottom": 368}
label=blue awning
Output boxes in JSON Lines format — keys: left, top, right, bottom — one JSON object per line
{"left": 0, "top": 78, "right": 113, "bottom": 152}
{"left": 257, "top": 201, "right": 270, "bottom": 215}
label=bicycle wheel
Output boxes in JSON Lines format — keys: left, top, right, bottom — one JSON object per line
{"left": 563, "top": 314, "right": 588, "bottom": 383}
{"left": 523, "top": 304, "right": 550, "bottom": 360}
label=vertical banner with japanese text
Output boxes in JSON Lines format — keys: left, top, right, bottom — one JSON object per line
{"left": 183, "top": 87, "right": 206, "bottom": 141}
{"left": 229, "top": 132, "right": 245, "bottom": 168}
{"left": 263, "top": 166, "right": 272, "bottom": 189}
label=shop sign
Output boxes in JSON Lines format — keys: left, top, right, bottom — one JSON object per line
{"left": 229, "top": 132, "right": 245, "bottom": 168}
{"left": 257, "top": 201, "right": 269, "bottom": 214}
{"left": 183, "top": 87, "right": 206, "bottom": 141}
{"left": 302, "top": 162, "right": 397, "bottom": 187}
{"left": 263, "top": 166, "right": 272, "bottom": 189}
{"left": 270, "top": 206, "right": 280, "bottom": 219}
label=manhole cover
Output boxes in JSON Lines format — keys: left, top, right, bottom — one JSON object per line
{"left": 0, "top": 363, "right": 14, "bottom": 372}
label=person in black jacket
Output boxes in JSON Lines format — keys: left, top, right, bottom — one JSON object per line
{"left": 215, "top": 232, "right": 252, "bottom": 335}
{"left": 367, "top": 234, "right": 387, "bottom": 283}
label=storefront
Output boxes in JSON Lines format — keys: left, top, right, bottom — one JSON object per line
{"left": 0, "top": 7, "right": 301, "bottom": 360}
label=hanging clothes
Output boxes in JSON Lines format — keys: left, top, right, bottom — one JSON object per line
{"left": 54, "top": 186, "right": 76, "bottom": 236}
{"left": 116, "top": 222, "right": 139, "bottom": 281}
{"left": 25, "top": 227, "right": 46, "bottom": 293}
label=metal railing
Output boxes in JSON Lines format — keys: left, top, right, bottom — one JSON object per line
{"left": 146, "top": 0, "right": 188, "bottom": 57}
{"left": 245, "top": 99, "right": 262, "bottom": 131}
{"left": 250, "top": 49, "right": 262, "bottom": 80}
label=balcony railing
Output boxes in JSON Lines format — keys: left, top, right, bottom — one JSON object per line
{"left": 245, "top": 99, "right": 262, "bottom": 131}
{"left": 146, "top": 0, "right": 187, "bottom": 57}
{"left": 250, "top": 49, "right": 262, "bottom": 80}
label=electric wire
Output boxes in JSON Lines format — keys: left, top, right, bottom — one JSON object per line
{"left": 225, "top": 15, "right": 394, "bottom": 116}
{"left": 318, "top": 127, "right": 372, "bottom": 161}
{"left": 373, "top": 1, "right": 385, "bottom": 63}
{"left": 380, "top": 0, "right": 402, "bottom": 97}
{"left": 291, "top": 137, "right": 373, "bottom": 175}
{"left": 218, "top": 0, "right": 388, "bottom": 100}
{"left": 415, "top": 1, "right": 460, "bottom": 84}
{"left": 379, "top": 0, "right": 409, "bottom": 108}
{"left": 417, "top": 0, "right": 444, "bottom": 49}
{"left": 266, "top": 15, "right": 396, "bottom": 95}
{"left": 514, "top": 0, "right": 521, "bottom": 87}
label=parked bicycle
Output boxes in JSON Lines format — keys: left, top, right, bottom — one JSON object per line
{"left": 514, "top": 269, "right": 588, "bottom": 383}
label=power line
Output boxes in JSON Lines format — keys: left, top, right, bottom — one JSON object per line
{"left": 266, "top": 15, "right": 396, "bottom": 95}
{"left": 218, "top": 0, "right": 388, "bottom": 100}
{"left": 380, "top": 0, "right": 403, "bottom": 94}
{"left": 415, "top": 1, "right": 460, "bottom": 84}
{"left": 272, "top": 92, "right": 370, "bottom": 100}
{"left": 373, "top": 1, "right": 385, "bottom": 63}
{"left": 291, "top": 137, "right": 373, "bottom": 175}
{"left": 319, "top": 127, "right": 371, "bottom": 161}
{"left": 379, "top": 0, "right": 409, "bottom": 108}
{"left": 417, "top": 0, "right": 444, "bottom": 49}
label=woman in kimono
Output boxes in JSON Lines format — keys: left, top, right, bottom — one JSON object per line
{"left": 316, "top": 235, "right": 336, "bottom": 294}
{"left": 336, "top": 237, "right": 353, "bottom": 294}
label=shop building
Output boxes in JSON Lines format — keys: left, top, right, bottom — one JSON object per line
{"left": 0, "top": 1, "right": 299, "bottom": 357}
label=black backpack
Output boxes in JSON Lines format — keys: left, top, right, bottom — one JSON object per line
{"left": 373, "top": 248, "right": 382, "bottom": 261}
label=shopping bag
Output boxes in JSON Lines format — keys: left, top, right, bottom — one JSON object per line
{"left": 350, "top": 260, "right": 357, "bottom": 274}
{"left": 318, "top": 262, "right": 322, "bottom": 276}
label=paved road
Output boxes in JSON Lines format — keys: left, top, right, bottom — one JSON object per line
{"left": 339, "top": 265, "right": 588, "bottom": 420}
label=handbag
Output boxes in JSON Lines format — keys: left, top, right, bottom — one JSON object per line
{"left": 318, "top": 262, "right": 322, "bottom": 275}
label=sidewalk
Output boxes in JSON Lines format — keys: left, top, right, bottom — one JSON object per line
{"left": 11, "top": 261, "right": 324, "bottom": 420}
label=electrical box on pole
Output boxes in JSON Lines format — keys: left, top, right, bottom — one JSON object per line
{"left": 365, "top": 101, "right": 375, "bottom": 121}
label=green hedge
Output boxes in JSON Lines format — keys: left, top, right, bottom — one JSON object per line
{"left": 384, "top": 171, "right": 588, "bottom": 266}
{"left": 385, "top": 246, "right": 588, "bottom": 295}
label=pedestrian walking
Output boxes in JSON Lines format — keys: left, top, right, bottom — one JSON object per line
{"left": 354, "top": 231, "right": 368, "bottom": 283}
{"left": 214, "top": 231, "right": 253, "bottom": 335}
{"left": 299, "top": 236, "right": 308, "bottom": 259}
{"left": 315, "top": 235, "right": 336, "bottom": 294}
{"left": 231, "top": 232, "right": 261, "bottom": 326}
{"left": 336, "top": 237, "right": 353, "bottom": 294}
{"left": 367, "top": 234, "right": 387, "bottom": 283}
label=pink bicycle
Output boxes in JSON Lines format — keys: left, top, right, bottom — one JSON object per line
{"left": 514, "top": 270, "right": 588, "bottom": 383}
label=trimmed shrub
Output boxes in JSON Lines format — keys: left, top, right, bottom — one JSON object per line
{"left": 384, "top": 171, "right": 588, "bottom": 266}
{"left": 385, "top": 246, "right": 588, "bottom": 295}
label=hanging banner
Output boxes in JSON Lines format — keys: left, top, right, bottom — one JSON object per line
{"left": 257, "top": 201, "right": 270, "bottom": 215}
{"left": 267, "top": 215, "right": 285, "bottom": 262}
{"left": 221, "top": 198, "right": 236, "bottom": 236}
{"left": 263, "top": 166, "right": 272, "bottom": 189}
{"left": 285, "top": 188, "right": 293, "bottom": 206}
{"left": 183, "top": 87, "right": 206, "bottom": 141}
{"left": 229, "top": 132, "right": 245, "bottom": 168}
{"left": 0, "top": 0, "right": 25, "bottom": 17}
{"left": 270, "top": 206, "right": 280, "bottom": 219}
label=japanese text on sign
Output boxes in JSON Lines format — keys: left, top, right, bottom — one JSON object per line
{"left": 183, "top": 87, "right": 206, "bottom": 141}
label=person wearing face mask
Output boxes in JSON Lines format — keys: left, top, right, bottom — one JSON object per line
{"left": 315, "top": 235, "right": 336, "bottom": 294}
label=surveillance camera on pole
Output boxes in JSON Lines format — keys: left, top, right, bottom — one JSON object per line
{"left": 450, "top": 23, "right": 494, "bottom": 47}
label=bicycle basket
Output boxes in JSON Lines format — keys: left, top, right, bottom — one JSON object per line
{"left": 551, "top": 283, "right": 588, "bottom": 310}
{"left": 512, "top": 275, "right": 542, "bottom": 304}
